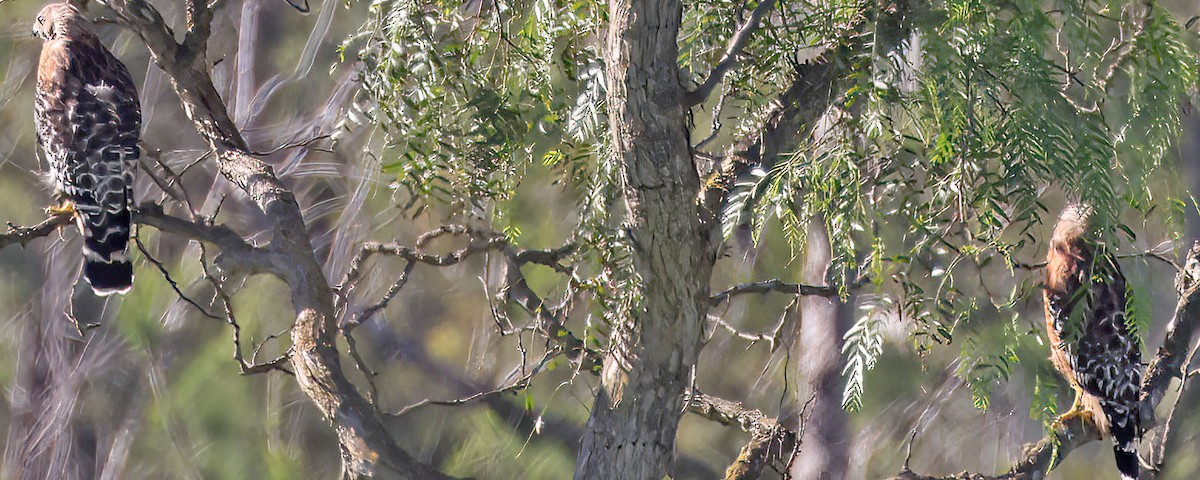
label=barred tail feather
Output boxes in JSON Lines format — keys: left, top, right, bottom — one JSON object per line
{"left": 1109, "top": 408, "right": 1139, "bottom": 480}
{"left": 1113, "top": 442, "right": 1138, "bottom": 480}
{"left": 84, "top": 258, "right": 132, "bottom": 295}
{"left": 79, "top": 208, "right": 132, "bottom": 295}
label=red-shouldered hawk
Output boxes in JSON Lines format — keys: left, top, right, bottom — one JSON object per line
{"left": 34, "top": 3, "right": 140, "bottom": 295}
{"left": 1044, "top": 203, "right": 1142, "bottom": 479}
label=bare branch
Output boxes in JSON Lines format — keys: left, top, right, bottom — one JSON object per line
{"left": 338, "top": 226, "right": 581, "bottom": 350}
{"left": 708, "top": 299, "right": 795, "bottom": 349}
{"left": 359, "top": 236, "right": 508, "bottom": 267}
{"left": 353, "top": 261, "right": 416, "bottom": 325}
{"left": 710, "top": 279, "right": 838, "bottom": 305}
{"left": 337, "top": 225, "right": 498, "bottom": 307}
{"left": 0, "top": 214, "right": 71, "bottom": 250}
{"left": 343, "top": 330, "right": 379, "bottom": 406}
{"left": 500, "top": 252, "right": 601, "bottom": 372}
{"left": 134, "top": 236, "right": 222, "bottom": 320}
{"left": 249, "top": 134, "right": 333, "bottom": 156}
{"left": 512, "top": 243, "right": 577, "bottom": 273}
{"left": 1, "top": 206, "right": 269, "bottom": 276}
{"left": 134, "top": 204, "right": 276, "bottom": 274}
{"left": 281, "top": 0, "right": 311, "bottom": 13}
{"left": 390, "top": 351, "right": 556, "bottom": 417}
{"left": 684, "top": 0, "right": 778, "bottom": 107}
{"left": 1142, "top": 242, "right": 1200, "bottom": 415}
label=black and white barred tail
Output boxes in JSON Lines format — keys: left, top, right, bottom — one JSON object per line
{"left": 79, "top": 206, "right": 132, "bottom": 296}
{"left": 1104, "top": 402, "right": 1139, "bottom": 480}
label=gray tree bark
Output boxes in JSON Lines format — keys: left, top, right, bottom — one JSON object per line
{"left": 789, "top": 220, "right": 849, "bottom": 479}
{"left": 574, "top": 0, "right": 716, "bottom": 477}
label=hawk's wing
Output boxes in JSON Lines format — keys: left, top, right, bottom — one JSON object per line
{"left": 35, "top": 36, "right": 140, "bottom": 294}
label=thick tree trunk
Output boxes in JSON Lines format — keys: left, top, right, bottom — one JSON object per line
{"left": 574, "top": 0, "right": 715, "bottom": 477}
{"left": 789, "top": 220, "right": 849, "bottom": 479}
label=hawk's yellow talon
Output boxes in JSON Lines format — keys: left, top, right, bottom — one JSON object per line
{"left": 46, "top": 201, "right": 75, "bottom": 216}
{"left": 1052, "top": 385, "right": 1087, "bottom": 431}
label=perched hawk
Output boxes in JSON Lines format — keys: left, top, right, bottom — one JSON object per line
{"left": 33, "top": 3, "right": 140, "bottom": 295}
{"left": 1043, "top": 204, "right": 1142, "bottom": 480}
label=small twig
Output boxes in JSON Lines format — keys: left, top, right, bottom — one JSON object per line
{"left": 197, "top": 237, "right": 291, "bottom": 376}
{"left": 344, "top": 330, "right": 379, "bottom": 407}
{"left": 500, "top": 252, "right": 600, "bottom": 372}
{"left": 709, "top": 314, "right": 781, "bottom": 348}
{"left": 137, "top": 150, "right": 191, "bottom": 211}
{"left": 249, "top": 134, "right": 331, "bottom": 156}
{"left": 351, "top": 261, "right": 416, "bottom": 327}
{"left": 134, "top": 236, "right": 222, "bottom": 320}
{"left": 175, "top": 150, "right": 213, "bottom": 181}
{"left": 249, "top": 326, "right": 291, "bottom": 364}
{"left": 902, "top": 427, "right": 919, "bottom": 472}
{"left": 336, "top": 225, "right": 500, "bottom": 305}
{"left": 389, "top": 351, "right": 556, "bottom": 417}
{"left": 281, "top": 0, "right": 310, "bottom": 13}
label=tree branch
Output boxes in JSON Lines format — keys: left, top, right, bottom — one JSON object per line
{"left": 390, "top": 350, "right": 557, "bottom": 417}
{"left": 134, "top": 203, "right": 277, "bottom": 274}
{"left": 500, "top": 251, "right": 601, "bottom": 372}
{"left": 0, "top": 214, "right": 72, "bottom": 250}
{"left": 335, "top": 225, "right": 597, "bottom": 375}
{"left": 92, "top": 2, "right": 456, "bottom": 477}
{"left": 710, "top": 279, "right": 838, "bottom": 305}
{"left": 684, "top": 390, "right": 804, "bottom": 480}
{"left": 1, "top": 205, "right": 270, "bottom": 274}
{"left": 683, "top": 0, "right": 777, "bottom": 107}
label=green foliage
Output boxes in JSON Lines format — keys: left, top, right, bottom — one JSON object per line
{"left": 955, "top": 317, "right": 1021, "bottom": 411}
{"left": 350, "top": 0, "right": 650, "bottom": 346}
{"left": 721, "top": 0, "right": 1197, "bottom": 412}
{"left": 1030, "top": 371, "right": 1060, "bottom": 432}
{"left": 842, "top": 294, "right": 888, "bottom": 411}
{"left": 352, "top": 0, "right": 1197, "bottom": 423}
{"left": 350, "top": 0, "right": 609, "bottom": 214}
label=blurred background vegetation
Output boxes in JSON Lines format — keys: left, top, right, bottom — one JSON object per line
{"left": 1, "top": 0, "right": 1200, "bottom": 479}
